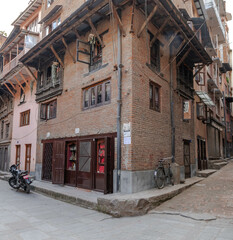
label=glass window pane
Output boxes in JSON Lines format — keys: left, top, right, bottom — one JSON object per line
{"left": 91, "top": 88, "right": 95, "bottom": 106}
{"left": 105, "top": 83, "right": 110, "bottom": 102}
{"left": 52, "top": 21, "right": 57, "bottom": 31}
{"left": 149, "top": 84, "right": 153, "bottom": 108}
{"left": 79, "top": 142, "right": 91, "bottom": 172}
{"left": 155, "top": 87, "right": 159, "bottom": 111}
{"left": 97, "top": 85, "right": 102, "bottom": 104}
{"left": 57, "top": 17, "right": 61, "bottom": 26}
{"left": 84, "top": 90, "right": 89, "bottom": 108}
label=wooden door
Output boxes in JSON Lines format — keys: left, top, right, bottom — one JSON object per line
{"left": 25, "top": 144, "right": 31, "bottom": 172}
{"left": 94, "top": 137, "right": 113, "bottom": 193}
{"left": 52, "top": 141, "right": 65, "bottom": 184}
{"left": 197, "top": 139, "right": 201, "bottom": 170}
{"left": 77, "top": 140, "right": 92, "bottom": 189}
{"left": 15, "top": 145, "right": 20, "bottom": 168}
{"left": 65, "top": 142, "right": 77, "bottom": 186}
{"left": 4, "top": 147, "right": 8, "bottom": 171}
{"left": 42, "top": 142, "right": 53, "bottom": 181}
{"left": 184, "top": 140, "right": 191, "bottom": 178}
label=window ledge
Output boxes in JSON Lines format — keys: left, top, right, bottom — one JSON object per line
{"left": 83, "top": 63, "right": 108, "bottom": 77}
{"left": 18, "top": 101, "right": 26, "bottom": 106}
{"left": 146, "top": 63, "right": 168, "bottom": 82}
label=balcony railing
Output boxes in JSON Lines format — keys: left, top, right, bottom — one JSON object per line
{"left": 204, "top": 0, "right": 225, "bottom": 43}
{"left": 0, "top": 48, "right": 30, "bottom": 80}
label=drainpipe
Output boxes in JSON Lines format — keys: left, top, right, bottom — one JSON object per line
{"left": 223, "top": 91, "right": 227, "bottom": 158}
{"left": 117, "top": 11, "right": 122, "bottom": 192}
{"left": 170, "top": 46, "right": 175, "bottom": 163}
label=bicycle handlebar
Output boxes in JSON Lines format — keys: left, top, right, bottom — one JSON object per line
{"left": 159, "top": 156, "right": 173, "bottom": 161}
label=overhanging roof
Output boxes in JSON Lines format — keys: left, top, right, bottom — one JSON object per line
{"left": 0, "top": 27, "right": 21, "bottom": 53}
{"left": 222, "top": 63, "right": 232, "bottom": 72}
{"left": 20, "top": 0, "right": 212, "bottom": 68}
{"left": 39, "top": 5, "right": 62, "bottom": 24}
{"left": 196, "top": 91, "right": 215, "bottom": 106}
{"left": 12, "top": 0, "right": 42, "bottom": 26}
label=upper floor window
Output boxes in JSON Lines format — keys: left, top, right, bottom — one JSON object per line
{"left": 20, "top": 110, "right": 30, "bottom": 127}
{"left": 5, "top": 123, "right": 9, "bottom": 138}
{"left": 45, "top": 16, "right": 61, "bottom": 36}
{"left": 1, "top": 121, "right": 4, "bottom": 139}
{"left": 149, "top": 81, "right": 161, "bottom": 112}
{"left": 83, "top": 80, "right": 111, "bottom": 110}
{"left": 40, "top": 100, "right": 57, "bottom": 120}
{"left": 194, "top": 68, "right": 205, "bottom": 86}
{"left": 148, "top": 32, "right": 160, "bottom": 72}
{"left": 27, "top": 17, "right": 39, "bottom": 33}
{"left": 38, "top": 61, "right": 62, "bottom": 88}
{"left": 47, "top": 0, "right": 54, "bottom": 8}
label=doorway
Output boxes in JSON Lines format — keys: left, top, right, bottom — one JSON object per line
{"left": 25, "top": 144, "right": 31, "bottom": 172}
{"left": 183, "top": 140, "right": 191, "bottom": 178}
{"left": 42, "top": 142, "right": 53, "bottom": 181}
{"left": 197, "top": 138, "right": 207, "bottom": 170}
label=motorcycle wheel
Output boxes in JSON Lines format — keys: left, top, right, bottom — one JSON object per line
{"left": 9, "top": 177, "right": 20, "bottom": 189}
{"left": 24, "top": 184, "right": 30, "bottom": 194}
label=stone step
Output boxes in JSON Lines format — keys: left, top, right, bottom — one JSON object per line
{"left": 196, "top": 169, "right": 217, "bottom": 178}
{"left": 209, "top": 159, "right": 227, "bottom": 164}
{"left": 209, "top": 161, "right": 228, "bottom": 170}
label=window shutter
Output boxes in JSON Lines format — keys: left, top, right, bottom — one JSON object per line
{"left": 40, "top": 104, "right": 46, "bottom": 120}
{"left": 50, "top": 100, "right": 57, "bottom": 119}
{"left": 77, "top": 40, "right": 91, "bottom": 65}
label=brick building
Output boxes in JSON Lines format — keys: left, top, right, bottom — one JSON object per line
{"left": 18, "top": 0, "right": 216, "bottom": 194}
{"left": 0, "top": 0, "right": 42, "bottom": 174}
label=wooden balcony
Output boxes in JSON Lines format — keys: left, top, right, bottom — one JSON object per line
{"left": 0, "top": 48, "right": 30, "bottom": 80}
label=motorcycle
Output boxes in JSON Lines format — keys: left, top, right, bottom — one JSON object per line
{"left": 8, "top": 164, "right": 33, "bottom": 194}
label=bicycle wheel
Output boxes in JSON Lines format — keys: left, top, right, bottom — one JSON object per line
{"left": 156, "top": 168, "right": 165, "bottom": 189}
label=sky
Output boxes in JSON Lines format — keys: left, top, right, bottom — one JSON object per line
{"left": 0, "top": 0, "right": 233, "bottom": 45}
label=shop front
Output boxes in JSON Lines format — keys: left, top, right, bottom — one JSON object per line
{"left": 42, "top": 134, "right": 115, "bottom": 194}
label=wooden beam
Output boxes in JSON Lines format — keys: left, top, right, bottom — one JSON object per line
{"left": 87, "top": 18, "right": 104, "bottom": 47}
{"left": 14, "top": 76, "right": 25, "bottom": 93}
{"left": 137, "top": 5, "right": 158, "bottom": 38}
{"left": 162, "top": 30, "right": 179, "bottom": 50}
{"left": 50, "top": 45, "right": 65, "bottom": 68}
{"left": 153, "top": 0, "right": 207, "bottom": 64}
{"left": 0, "top": 96, "right": 4, "bottom": 104}
{"left": 24, "top": 65, "right": 37, "bottom": 82}
{"left": 174, "top": 39, "right": 186, "bottom": 57}
{"left": 150, "top": 18, "right": 169, "bottom": 47}
{"left": 62, "top": 37, "right": 76, "bottom": 63}
{"left": 72, "top": 28, "right": 81, "bottom": 39}
{"left": 24, "top": 0, "right": 109, "bottom": 64}
{"left": 193, "top": 64, "right": 205, "bottom": 78}
{"left": 130, "top": 0, "right": 135, "bottom": 33}
{"left": 8, "top": 80, "right": 16, "bottom": 90}
{"left": 176, "top": 48, "right": 191, "bottom": 67}
{"left": 112, "top": 4, "right": 126, "bottom": 37}
{"left": 3, "top": 83, "right": 15, "bottom": 97}
{"left": 19, "top": 72, "right": 30, "bottom": 89}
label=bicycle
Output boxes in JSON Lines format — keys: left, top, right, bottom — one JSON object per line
{"left": 154, "top": 156, "right": 174, "bottom": 189}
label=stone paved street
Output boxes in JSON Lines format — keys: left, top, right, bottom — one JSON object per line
{"left": 1, "top": 162, "right": 233, "bottom": 240}
{"left": 152, "top": 160, "right": 233, "bottom": 218}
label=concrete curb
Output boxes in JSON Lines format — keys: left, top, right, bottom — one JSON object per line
{"left": 31, "top": 185, "right": 98, "bottom": 210}
{"left": 0, "top": 174, "right": 204, "bottom": 218}
{"left": 97, "top": 178, "right": 203, "bottom": 217}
